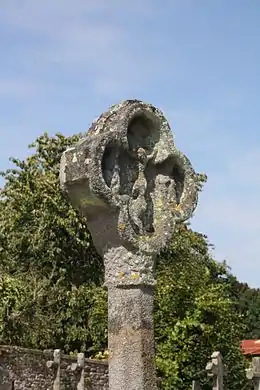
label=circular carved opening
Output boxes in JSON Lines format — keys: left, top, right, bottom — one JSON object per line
{"left": 102, "top": 144, "right": 118, "bottom": 188}
{"left": 127, "top": 112, "right": 159, "bottom": 153}
{"left": 154, "top": 156, "right": 185, "bottom": 205}
{"left": 172, "top": 162, "right": 184, "bottom": 204}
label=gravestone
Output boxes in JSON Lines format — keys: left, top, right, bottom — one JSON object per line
{"left": 60, "top": 99, "right": 199, "bottom": 390}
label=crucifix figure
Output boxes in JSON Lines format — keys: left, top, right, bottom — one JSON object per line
{"left": 60, "top": 99, "right": 199, "bottom": 390}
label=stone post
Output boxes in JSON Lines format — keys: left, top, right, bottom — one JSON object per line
{"left": 69, "top": 352, "right": 85, "bottom": 390}
{"left": 246, "top": 357, "right": 260, "bottom": 390}
{"left": 77, "top": 353, "right": 85, "bottom": 390}
{"left": 206, "top": 351, "right": 224, "bottom": 390}
{"left": 60, "top": 100, "right": 199, "bottom": 390}
{"left": 46, "top": 349, "right": 61, "bottom": 390}
{"left": 192, "top": 380, "right": 202, "bottom": 390}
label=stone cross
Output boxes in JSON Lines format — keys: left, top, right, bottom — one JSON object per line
{"left": 60, "top": 100, "right": 199, "bottom": 390}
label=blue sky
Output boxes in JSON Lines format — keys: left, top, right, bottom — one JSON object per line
{"left": 0, "top": 1, "right": 260, "bottom": 286}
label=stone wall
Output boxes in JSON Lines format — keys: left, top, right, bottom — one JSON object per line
{"left": 0, "top": 345, "right": 108, "bottom": 389}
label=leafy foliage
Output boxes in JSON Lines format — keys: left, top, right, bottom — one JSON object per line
{"left": 0, "top": 132, "right": 249, "bottom": 389}
{"left": 228, "top": 277, "right": 260, "bottom": 340}
{"left": 155, "top": 224, "right": 247, "bottom": 389}
{"left": 0, "top": 133, "right": 106, "bottom": 353}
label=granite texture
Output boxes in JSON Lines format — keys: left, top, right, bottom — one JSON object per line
{"left": 60, "top": 99, "right": 198, "bottom": 288}
{"left": 0, "top": 345, "right": 108, "bottom": 389}
{"left": 60, "top": 99, "right": 199, "bottom": 390}
{"left": 108, "top": 286, "right": 157, "bottom": 389}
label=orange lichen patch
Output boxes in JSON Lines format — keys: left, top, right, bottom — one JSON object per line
{"left": 130, "top": 272, "right": 140, "bottom": 280}
{"left": 118, "top": 223, "right": 126, "bottom": 231}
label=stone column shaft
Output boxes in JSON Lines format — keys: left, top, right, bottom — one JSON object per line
{"left": 108, "top": 286, "right": 157, "bottom": 390}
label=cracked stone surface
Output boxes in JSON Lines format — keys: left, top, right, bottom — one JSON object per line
{"left": 60, "top": 99, "right": 199, "bottom": 390}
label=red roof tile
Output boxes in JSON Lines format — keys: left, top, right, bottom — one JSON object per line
{"left": 241, "top": 340, "right": 260, "bottom": 355}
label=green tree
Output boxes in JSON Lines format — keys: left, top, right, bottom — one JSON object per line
{"left": 228, "top": 276, "right": 260, "bottom": 339}
{"left": 155, "top": 224, "right": 247, "bottom": 389}
{"left": 0, "top": 133, "right": 107, "bottom": 353}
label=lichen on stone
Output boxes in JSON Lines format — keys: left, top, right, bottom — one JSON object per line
{"left": 60, "top": 99, "right": 199, "bottom": 287}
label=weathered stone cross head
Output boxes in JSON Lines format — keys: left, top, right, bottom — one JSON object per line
{"left": 60, "top": 99, "right": 199, "bottom": 390}
{"left": 60, "top": 99, "right": 198, "bottom": 288}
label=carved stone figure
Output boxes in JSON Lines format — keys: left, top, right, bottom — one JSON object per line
{"left": 60, "top": 99, "right": 199, "bottom": 390}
